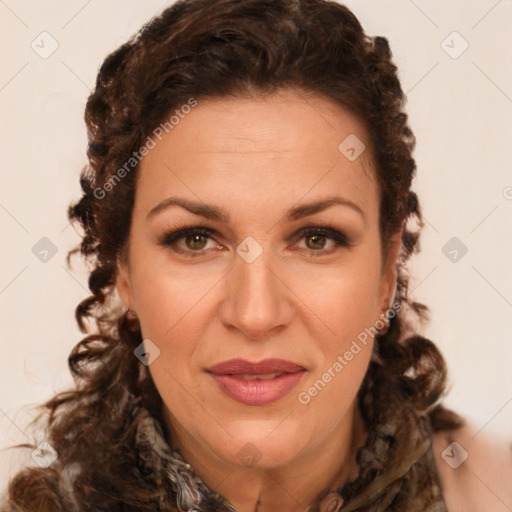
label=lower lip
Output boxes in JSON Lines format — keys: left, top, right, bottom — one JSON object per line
{"left": 209, "top": 372, "right": 305, "bottom": 406}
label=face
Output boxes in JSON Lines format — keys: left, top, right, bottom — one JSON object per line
{"left": 116, "top": 90, "right": 400, "bottom": 472}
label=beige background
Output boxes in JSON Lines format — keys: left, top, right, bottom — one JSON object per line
{"left": 1, "top": 0, "right": 511, "bottom": 489}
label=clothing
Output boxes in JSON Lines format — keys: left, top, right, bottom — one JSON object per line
{"left": 133, "top": 407, "right": 449, "bottom": 512}
{"left": 134, "top": 407, "right": 239, "bottom": 512}
{"left": 0, "top": 405, "right": 450, "bottom": 511}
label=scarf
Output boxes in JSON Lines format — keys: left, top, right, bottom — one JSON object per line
{"left": 134, "top": 407, "right": 449, "bottom": 512}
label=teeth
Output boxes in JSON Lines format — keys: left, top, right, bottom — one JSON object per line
{"left": 235, "top": 373, "right": 281, "bottom": 380}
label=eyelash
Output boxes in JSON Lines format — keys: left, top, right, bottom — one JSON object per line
{"left": 158, "top": 224, "right": 351, "bottom": 258}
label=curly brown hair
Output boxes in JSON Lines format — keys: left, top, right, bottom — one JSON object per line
{"left": 3, "top": 0, "right": 463, "bottom": 510}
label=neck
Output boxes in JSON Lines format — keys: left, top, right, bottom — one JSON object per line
{"left": 165, "top": 402, "right": 366, "bottom": 512}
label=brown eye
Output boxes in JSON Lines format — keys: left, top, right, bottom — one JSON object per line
{"left": 185, "top": 234, "right": 208, "bottom": 251}
{"left": 305, "top": 233, "right": 328, "bottom": 250}
{"left": 295, "top": 226, "right": 351, "bottom": 255}
{"left": 159, "top": 227, "right": 217, "bottom": 257}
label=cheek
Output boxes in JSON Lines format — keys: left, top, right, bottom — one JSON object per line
{"left": 133, "top": 271, "right": 213, "bottom": 417}
{"left": 128, "top": 266, "right": 218, "bottom": 405}
{"left": 131, "top": 262, "right": 220, "bottom": 340}
{"left": 294, "top": 287, "right": 376, "bottom": 438}
{"left": 291, "top": 247, "right": 383, "bottom": 341}
{"left": 303, "top": 267, "right": 380, "bottom": 322}
{"left": 292, "top": 245, "right": 382, "bottom": 413}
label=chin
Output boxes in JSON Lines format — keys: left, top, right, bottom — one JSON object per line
{"left": 212, "top": 420, "right": 311, "bottom": 470}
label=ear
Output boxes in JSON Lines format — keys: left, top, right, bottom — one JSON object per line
{"left": 377, "top": 226, "right": 403, "bottom": 309}
{"left": 115, "top": 245, "right": 135, "bottom": 311}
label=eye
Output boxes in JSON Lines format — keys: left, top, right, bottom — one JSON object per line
{"left": 158, "top": 226, "right": 220, "bottom": 257}
{"left": 295, "top": 226, "right": 351, "bottom": 256}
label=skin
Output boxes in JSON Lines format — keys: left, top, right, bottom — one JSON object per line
{"left": 116, "top": 89, "right": 402, "bottom": 511}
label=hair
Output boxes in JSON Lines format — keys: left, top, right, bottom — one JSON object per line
{"left": 4, "top": 0, "right": 463, "bottom": 510}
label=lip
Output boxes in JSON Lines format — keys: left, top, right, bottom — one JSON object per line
{"left": 207, "top": 358, "right": 306, "bottom": 406}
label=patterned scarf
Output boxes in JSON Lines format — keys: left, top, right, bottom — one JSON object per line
{"left": 134, "top": 407, "right": 448, "bottom": 512}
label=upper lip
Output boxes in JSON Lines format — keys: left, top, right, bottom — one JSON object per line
{"left": 207, "top": 358, "right": 305, "bottom": 376}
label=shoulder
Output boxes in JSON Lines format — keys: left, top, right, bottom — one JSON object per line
{"left": 432, "top": 422, "right": 512, "bottom": 512}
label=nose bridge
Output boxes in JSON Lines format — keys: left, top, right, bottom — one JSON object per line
{"left": 221, "top": 239, "right": 289, "bottom": 339}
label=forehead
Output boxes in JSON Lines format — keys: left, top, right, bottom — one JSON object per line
{"left": 135, "top": 91, "right": 378, "bottom": 223}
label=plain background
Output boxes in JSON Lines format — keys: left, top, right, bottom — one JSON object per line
{"left": 1, "top": 0, "right": 511, "bottom": 489}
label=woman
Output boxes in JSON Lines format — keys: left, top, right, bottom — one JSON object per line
{"left": 2, "top": 0, "right": 511, "bottom": 510}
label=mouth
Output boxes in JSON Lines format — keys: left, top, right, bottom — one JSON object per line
{"left": 206, "top": 358, "right": 306, "bottom": 406}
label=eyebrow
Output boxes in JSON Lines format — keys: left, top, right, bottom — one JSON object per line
{"left": 146, "top": 195, "right": 365, "bottom": 223}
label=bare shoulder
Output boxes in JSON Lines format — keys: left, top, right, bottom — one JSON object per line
{"left": 432, "top": 422, "right": 512, "bottom": 512}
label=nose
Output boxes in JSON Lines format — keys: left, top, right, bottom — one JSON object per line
{"left": 219, "top": 245, "right": 292, "bottom": 341}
